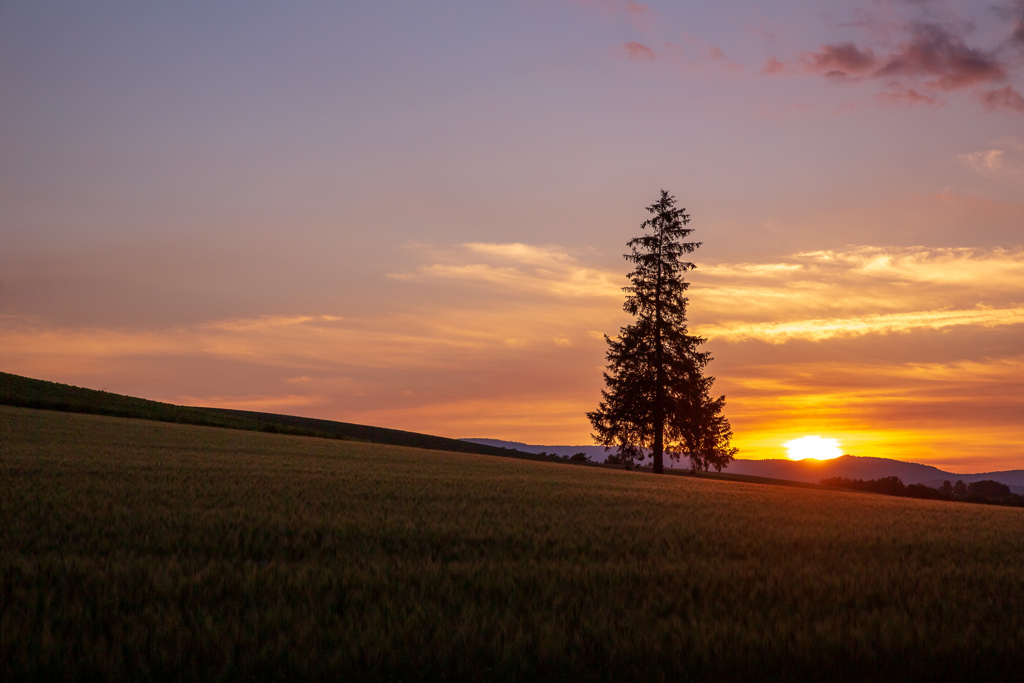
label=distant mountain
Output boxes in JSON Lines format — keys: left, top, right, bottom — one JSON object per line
{"left": 462, "top": 439, "right": 1024, "bottom": 493}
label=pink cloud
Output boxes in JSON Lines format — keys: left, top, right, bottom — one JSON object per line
{"left": 875, "top": 23, "right": 1006, "bottom": 90}
{"left": 801, "top": 43, "right": 877, "bottom": 76}
{"left": 704, "top": 45, "right": 741, "bottom": 70}
{"left": 760, "top": 57, "right": 786, "bottom": 75}
{"left": 875, "top": 87, "right": 939, "bottom": 107}
{"left": 979, "top": 86, "right": 1024, "bottom": 113}
{"left": 623, "top": 41, "right": 655, "bottom": 60}
{"left": 623, "top": 2, "right": 648, "bottom": 17}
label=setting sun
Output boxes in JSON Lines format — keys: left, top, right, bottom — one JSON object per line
{"left": 784, "top": 436, "right": 843, "bottom": 461}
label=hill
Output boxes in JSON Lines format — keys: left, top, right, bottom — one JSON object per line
{"left": 0, "top": 371, "right": 533, "bottom": 459}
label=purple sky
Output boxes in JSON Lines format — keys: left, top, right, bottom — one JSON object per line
{"left": 2, "top": 1, "right": 1023, "bottom": 470}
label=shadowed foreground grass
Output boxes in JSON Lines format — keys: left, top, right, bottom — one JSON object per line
{"left": 2, "top": 405, "right": 1024, "bottom": 681}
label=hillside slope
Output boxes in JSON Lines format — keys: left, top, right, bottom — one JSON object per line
{"left": 0, "top": 371, "right": 530, "bottom": 459}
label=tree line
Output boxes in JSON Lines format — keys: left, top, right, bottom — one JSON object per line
{"left": 820, "top": 476, "right": 1024, "bottom": 507}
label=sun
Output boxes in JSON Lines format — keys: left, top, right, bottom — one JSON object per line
{"left": 784, "top": 436, "right": 843, "bottom": 461}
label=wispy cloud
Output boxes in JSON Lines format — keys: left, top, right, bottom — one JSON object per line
{"left": 692, "top": 246, "right": 1024, "bottom": 339}
{"left": 699, "top": 305, "right": 1024, "bottom": 343}
{"left": 390, "top": 242, "right": 624, "bottom": 299}
{"left": 959, "top": 139, "right": 1024, "bottom": 181}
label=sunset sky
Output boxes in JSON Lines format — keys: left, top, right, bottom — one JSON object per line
{"left": 2, "top": 1, "right": 1023, "bottom": 471}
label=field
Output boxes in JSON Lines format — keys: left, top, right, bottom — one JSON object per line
{"left": 3, "top": 405, "right": 1024, "bottom": 680}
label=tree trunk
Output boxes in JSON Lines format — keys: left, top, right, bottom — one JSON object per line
{"left": 653, "top": 223, "right": 666, "bottom": 475}
{"left": 652, "top": 406, "right": 664, "bottom": 474}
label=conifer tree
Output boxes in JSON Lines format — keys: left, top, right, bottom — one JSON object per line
{"left": 587, "top": 190, "right": 736, "bottom": 474}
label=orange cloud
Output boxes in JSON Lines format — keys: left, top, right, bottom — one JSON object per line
{"left": 699, "top": 306, "right": 1024, "bottom": 344}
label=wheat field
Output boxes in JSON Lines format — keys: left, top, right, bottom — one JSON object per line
{"left": 2, "top": 404, "right": 1023, "bottom": 680}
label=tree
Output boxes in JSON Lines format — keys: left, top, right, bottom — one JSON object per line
{"left": 587, "top": 190, "right": 736, "bottom": 474}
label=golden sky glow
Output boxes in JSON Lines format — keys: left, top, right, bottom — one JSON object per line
{"left": 2, "top": 1, "right": 1023, "bottom": 473}
{"left": 2, "top": 241, "right": 1022, "bottom": 471}
{"left": 784, "top": 436, "right": 843, "bottom": 461}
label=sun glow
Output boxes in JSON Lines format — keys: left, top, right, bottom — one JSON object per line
{"left": 784, "top": 436, "right": 843, "bottom": 461}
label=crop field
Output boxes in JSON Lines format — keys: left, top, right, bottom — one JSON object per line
{"left": 3, "top": 405, "right": 1024, "bottom": 680}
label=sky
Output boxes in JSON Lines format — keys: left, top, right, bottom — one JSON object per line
{"left": 2, "top": 0, "right": 1023, "bottom": 471}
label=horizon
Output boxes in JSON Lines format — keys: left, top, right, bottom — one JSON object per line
{"left": 2, "top": 1, "right": 1022, "bottom": 471}
{"left": 459, "top": 436, "right": 1024, "bottom": 475}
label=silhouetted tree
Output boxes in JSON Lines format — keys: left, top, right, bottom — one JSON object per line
{"left": 588, "top": 190, "right": 736, "bottom": 474}
{"left": 939, "top": 480, "right": 954, "bottom": 497}
{"left": 954, "top": 480, "right": 968, "bottom": 497}
{"left": 967, "top": 480, "right": 1011, "bottom": 499}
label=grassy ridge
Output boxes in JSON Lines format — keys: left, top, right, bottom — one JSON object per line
{"left": 3, "top": 405, "right": 1024, "bottom": 680}
{"left": 0, "top": 371, "right": 531, "bottom": 458}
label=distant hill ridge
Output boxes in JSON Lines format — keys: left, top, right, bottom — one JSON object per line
{"left": 0, "top": 371, "right": 534, "bottom": 459}
{"left": 464, "top": 438, "right": 1024, "bottom": 493}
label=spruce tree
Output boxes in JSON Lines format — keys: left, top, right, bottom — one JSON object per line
{"left": 587, "top": 190, "right": 736, "bottom": 474}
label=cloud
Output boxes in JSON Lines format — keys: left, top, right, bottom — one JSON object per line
{"left": 5, "top": 241, "right": 1024, "bottom": 466}
{"left": 959, "top": 148, "right": 1005, "bottom": 175}
{"left": 997, "top": 0, "right": 1024, "bottom": 49}
{"left": 462, "top": 242, "right": 574, "bottom": 268}
{"left": 698, "top": 305, "right": 1024, "bottom": 344}
{"left": 763, "top": 4, "right": 1024, "bottom": 113}
{"left": 206, "top": 314, "right": 343, "bottom": 332}
{"left": 760, "top": 57, "right": 786, "bottom": 75}
{"left": 876, "top": 23, "right": 1006, "bottom": 89}
{"left": 794, "top": 24, "right": 1006, "bottom": 93}
{"left": 958, "top": 140, "right": 1024, "bottom": 181}
{"left": 801, "top": 43, "right": 877, "bottom": 76}
{"left": 980, "top": 85, "right": 1024, "bottom": 113}
{"left": 875, "top": 86, "right": 938, "bottom": 106}
{"left": 703, "top": 45, "right": 741, "bottom": 70}
{"left": 390, "top": 242, "right": 624, "bottom": 299}
{"left": 691, "top": 246, "right": 1024, "bottom": 338}
{"left": 623, "top": 41, "right": 655, "bottom": 60}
